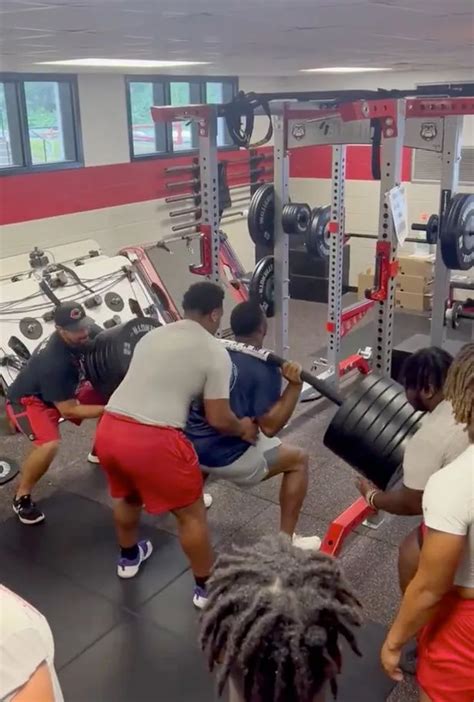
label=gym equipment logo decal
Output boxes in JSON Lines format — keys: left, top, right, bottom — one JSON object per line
{"left": 291, "top": 124, "right": 306, "bottom": 140}
{"left": 420, "top": 123, "right": 437, "bottom": 141}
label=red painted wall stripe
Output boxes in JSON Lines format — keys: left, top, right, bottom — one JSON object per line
{"left": 0, "top": 145, "right": 411, "bottom": 226}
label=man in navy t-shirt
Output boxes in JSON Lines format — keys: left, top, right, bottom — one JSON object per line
{"left": 186, "top": 301, "right": 320, "bottom": 550}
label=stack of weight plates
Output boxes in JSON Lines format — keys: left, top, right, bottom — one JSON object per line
{"left": 84, "top": 317, "right": 160, "bottom": 399}
{"left": 323, "top": 374, "right": 425, "bottom": 490}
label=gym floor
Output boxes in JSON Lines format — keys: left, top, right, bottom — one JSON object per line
{"left": 1, "top": 298, "right": 471, "bottom": 702}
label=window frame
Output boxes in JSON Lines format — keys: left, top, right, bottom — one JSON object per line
{"left": 125, "top": 74, "right": 238, "bottom": 161}
{"left": 0, "top": 72, "right": 84, "bottom": 176}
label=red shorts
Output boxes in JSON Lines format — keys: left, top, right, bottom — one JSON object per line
{"left": 94, "top": 412, "right": 203, "bottom": 514}
{"left": 417, "top": 594, "right": 474, "bottom": 702}
{"left": 6, "top": 383, "right": 104, "bottom": 446}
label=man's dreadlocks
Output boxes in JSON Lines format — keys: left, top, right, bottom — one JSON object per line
{"left": 199, "top": 535, "right": 362, "bottom": 702}
{"left": 399, "top": 346, "right": 453, "bottom": 393}
{"left": 444, "top": 343, "right": 474, "bottom": 427}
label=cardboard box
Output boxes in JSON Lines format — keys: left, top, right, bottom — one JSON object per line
{"left": 395, "top": 290, "right": 432, "bottom": 312}
{"left": 357, "top": 270, "right": 374, "bottom": 300}
{"left": 397, "top": 255, "right": 434, "bottom": 279}
{"left": 396, "top": 275, "right": 433, "bottom": 294}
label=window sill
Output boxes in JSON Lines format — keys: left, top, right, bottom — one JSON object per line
{"left": 0, "top": 160, "right": 84, "bottom": 177}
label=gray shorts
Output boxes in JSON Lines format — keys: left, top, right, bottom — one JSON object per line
{"left": 202, "top": 434, "right": 282, "bottom": 488}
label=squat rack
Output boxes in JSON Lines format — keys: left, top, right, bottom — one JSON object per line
{"left": 151, "top": 98, "right": 473, "bottom": 379}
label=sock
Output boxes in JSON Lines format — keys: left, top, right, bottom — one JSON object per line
{"left": 194, "top": 575, "right": 209, "bottom": 590}
{"left": 120, "top": 544, "right": 139, "bottom": 561}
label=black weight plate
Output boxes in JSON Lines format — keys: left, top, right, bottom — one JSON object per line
{"left": 373, "top": 403, "right": 418, "bottom": 459}
{"left": 249, "top": 255, "right": 274, "bottom": 318}
{"left": 426, "top": 213, "right": 439, "bottom": 245}
{"left": 19, "top": 317, "right": 43, "bottom": 340}
{"left": 346, "top": 384, "right": 406, "bottom": 469}
{"left": 380, "top": 407, "right": 423, "bottom": 461}
{"left": 305, "top": 205, "right": 330, "bottom": 259}
{"left": 324, "top": 374, "right": 383, "bottom": 448}
{"left": 282, "top": 203, "right": 311, "bottom": 235}
{"left": 105, "top": 291, "right": 125, "bottom": 312}
{"left": 0, "top": 457, "right": 19, "bottom": 485}
{"left": 440, "top": 193, "right": 474, "bottom": 270}
{"left": 247, "top": 184, "right": 274, "bottom": 246}
{"left": 337, "top": 378, "right": 390, "bottom": 442}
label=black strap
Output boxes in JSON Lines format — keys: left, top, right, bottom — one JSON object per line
{"left": 39, "top": 279, "right": 61, "bottom": 306}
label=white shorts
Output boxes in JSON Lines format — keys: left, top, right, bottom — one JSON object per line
{"left": 201, "top": 433, "right": 282, "bottom": 488}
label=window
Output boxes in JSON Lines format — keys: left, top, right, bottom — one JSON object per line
{"left": 412, "top": 147, "right": 474, "bottom": 185}
{"left": 0, "top": 74, "right": 82, "bottom": 173}
{"left": 126, "top": 76, "right": 237, "bottom": 159}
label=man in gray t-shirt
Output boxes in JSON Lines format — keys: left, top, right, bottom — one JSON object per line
{"left": 355, "top": 347, "right": 469, "bottom": 592}
{"left": 95, "top": 283, "right": 257, "bottom": 608}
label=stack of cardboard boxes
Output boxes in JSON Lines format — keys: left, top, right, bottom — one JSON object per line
{"left": 358, "top": 254, "right": 434, "bottom": 312}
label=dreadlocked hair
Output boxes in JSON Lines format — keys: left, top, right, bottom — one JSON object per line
{"left": 444, "top": 343, "right": 474, "bottom": 427}
{"left": 399, "top": 346, "right": 453, "bottom": 393}
{"left": 199, "top": 534, "right": 362, "bottom": 702}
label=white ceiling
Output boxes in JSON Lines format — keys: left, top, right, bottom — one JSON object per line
{"left": 0, "top": 0, "right": 473, "bottom": 76}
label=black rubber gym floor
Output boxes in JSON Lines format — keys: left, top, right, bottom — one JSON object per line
{"left": 1, "top": 298, "right": 471, "bottom": 702}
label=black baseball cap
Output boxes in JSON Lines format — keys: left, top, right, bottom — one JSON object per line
{"left": 54, "top": 302, "right": 91, "bottom": 331}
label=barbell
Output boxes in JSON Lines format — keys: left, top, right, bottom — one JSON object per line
{"left": 221, "top": 339, "right": 424, "bottom": 490}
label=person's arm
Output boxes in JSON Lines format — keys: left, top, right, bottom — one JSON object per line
{"left": 203, "top": 347, "right": 257, "bottom": 443}
{"left": 258, "top": 362, "right": 302, "bottom": 437}
{"left": 54, "top": 399, "right": 104, "bottom": 420}
{"left": 355, "top": 478, "right": 423, "bottom": 515}
{"left": 381, "top": 528, "right": 465, "bottom": 680}
{"left": 381, "top": 468, "right": 468, "bottom": 681}
{"left": 12, "top": 662, "right": 55, "bottom": 702}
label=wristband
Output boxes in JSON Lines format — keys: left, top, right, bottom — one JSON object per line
{"left": 366, "top": 489, "right": 380, "bottom": 510}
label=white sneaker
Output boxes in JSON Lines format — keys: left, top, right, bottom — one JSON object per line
{"left": 292, "top": 534, "right": 322, "bottom": 551}
{"left": 87, "top": 452, "right": 100, "bottom": 464}
{"left": 203, "top": 493, "right": 213, "bottom": 509}
{"left": 192, "top": 585, "right": 208, "bottom": 610}
{"left": 117, "top": 539, "right": 153, "bottom": 579}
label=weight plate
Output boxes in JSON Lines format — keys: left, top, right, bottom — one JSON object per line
{"left": 247, "top": 184, "right": 274, "bottom": 246}
{"left": 380, "top": 407, "right": 422, "bottom": 461}
{"left": 305, "top": 206, "right": 330, "bottom": 259}
{"left": 445, "top": 301, "right": 462, "bottom": 329}
{"left": 104, "top": 291, "right": 125, "bottom": 312}
{"left": 282, "top": 203, "right": 311, "bottom": 235}
{"left": 373, "top": 403, "right": 418, "bottom": 459}
{"left": 440, "top": 193, "right": 474, "bottom": 270}
{"left": 324, "top": 374, "right": 383, "bottom": 448}
{"left": 19, "top": 317, "right": 43, "bottom": 341}
{"left": 426, "top": 213, "right": 439, "bottom": 245}
{"left": 0, "top": 457, "right": 19, "bottom": 486}
{"left": 249, "top": 255, "right": 274, "bottom": 318}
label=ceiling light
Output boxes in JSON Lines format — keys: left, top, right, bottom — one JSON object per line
{"left": 36, "top": 58, "right": 210, "bottom": 68}
{"left": 300, "top": 66, "right": 392, "bottom": 74}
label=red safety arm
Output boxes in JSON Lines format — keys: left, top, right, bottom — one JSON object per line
{"left": 320, "top": 497, "right": 375, "bottom": 557}
{"left": 365, "top": 241, "right": 399, "bottom": 302}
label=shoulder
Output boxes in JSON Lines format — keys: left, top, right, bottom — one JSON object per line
{"left": 0, "top": 587, "right": 43, "bottom": 638}
{"left": 424, "top": 446, "right": 474, "bottom": 506}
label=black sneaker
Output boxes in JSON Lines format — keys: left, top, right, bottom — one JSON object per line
{"left": 13, "top": 495, "right": 45, "bottom": 525}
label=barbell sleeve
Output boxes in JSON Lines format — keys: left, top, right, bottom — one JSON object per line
{"left": 165, "top": 193, "right": 200, "bottom": 204}
{"left": 411, "top": 223, "right": 427, "bottom": 231}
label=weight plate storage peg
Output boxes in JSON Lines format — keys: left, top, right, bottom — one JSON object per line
{"left": 306, "top": 206, "right": 331, "bottom": 259}
{"left": 249, "top": 256, "right": 275, "bottom": 318}
{"left": 247, "top": 184, "right": 275, "bottom": 246}
{"left": 440, "top": 193, "right": 474, "bottom": 270}
{"left": 281, "top": 203, "right": 312, "bottom": 235}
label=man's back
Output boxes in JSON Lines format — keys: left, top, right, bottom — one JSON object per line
{"left": 107, "top": 319, "right": 231, "bottom": 428}
{"left": 186, "top": 351, "right": 281, "bottom": 466}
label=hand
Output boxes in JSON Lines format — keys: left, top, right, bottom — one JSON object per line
{"left": 240, "top": 417, "right": 258, "bottom": 444}
{"left": 282, "top": 361, "right": 303, "bottom": 386}
{"left": 381, "top": 638, "right": 404, "bottom": 682}
{"left": 355, "top": 476, "right": 377, "bottom": 500}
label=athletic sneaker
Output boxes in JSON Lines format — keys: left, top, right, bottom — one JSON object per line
{"left": 203, "top": 493, "right": 213, "bottom": 509}
{"left": 117, "top": 539, "right": 153, "bottom": 579}
{"left": 292, "top": 534, "right": 322, "bottom": 551}
{"left": 13, "top": 495, "right": 45, "bottom": 525}
{"left": 192, "top": 585, "right": 208, "bottom": 610}
{"left": 87, "top": 452, "right": 100, "bottom": 464}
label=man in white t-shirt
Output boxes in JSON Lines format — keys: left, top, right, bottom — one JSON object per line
{"left": 356, "top": 347, "right": 470, "bottom": 590}
{"left": 0, "top": 585, "right": 63, "bottom": 702}
{"left": 381, "top": 342, "right": 474, "bottom": 701}
{"left": 95, "top": 282, "right": 257, "bottom": 608}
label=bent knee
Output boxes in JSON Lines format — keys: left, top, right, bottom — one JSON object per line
{"left": 39, "top": 440, "right": 60, "bottom": 455}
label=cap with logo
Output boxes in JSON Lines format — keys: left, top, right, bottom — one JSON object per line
{"left": 54, "top": 302, "right": 91, "bottom": 331}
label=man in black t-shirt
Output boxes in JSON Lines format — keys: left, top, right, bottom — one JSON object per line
{"left": 6, "top": 302, "right": 105, "bottom": 525}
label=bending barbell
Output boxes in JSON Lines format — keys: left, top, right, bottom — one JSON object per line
{"left": 220, "top": 339, "right": 424, "bottom": 490}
